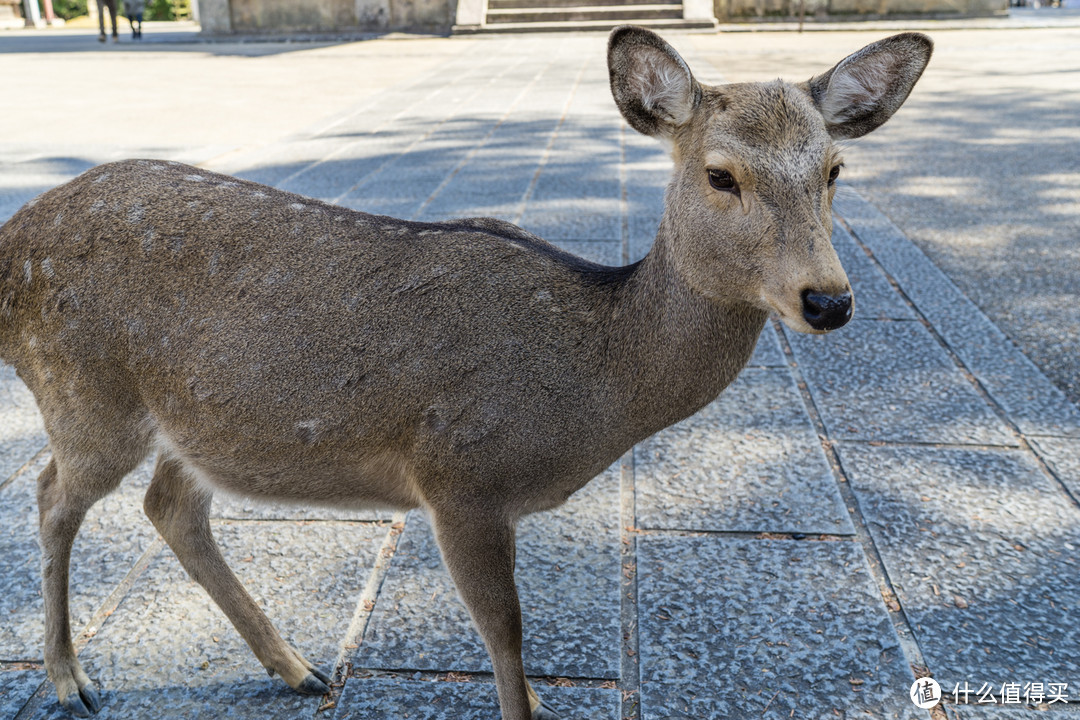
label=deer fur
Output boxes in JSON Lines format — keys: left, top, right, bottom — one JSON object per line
{"left": 0, "top": 26, "right": 931, "bottom": 720}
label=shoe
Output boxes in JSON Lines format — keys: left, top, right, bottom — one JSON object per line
{"left": 98, "top": 32, "right": 105, "bottom": 42}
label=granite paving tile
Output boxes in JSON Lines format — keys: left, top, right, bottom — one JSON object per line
{"left": 834, "top": 189, "right": 1080, "bottom": 438}
{"left": 41, "top": 521, "right": 386, "bottom": 719}
{"left": 786, "top": 320, "right": 1016, "bottom": 445}
{"left": 518, "top": 206, "right": 622, "bottom": 242}
{"left": 638, "top": 535, "right": 920, "bottom": 720}
{"left": 635, "top": 368, "right": 852, "bottom": 534}
{"left": 356, "top": 466, "right": 621, "bottom": 679}
{"left": 549, "top": 240, "right": 622, "bottom": 266}
{"left": 27, "top": 678, "right": 317, "bottom": 720}
{"left": 837, "top": 445, "right": 1080, "bottom": 693}
{"left": 0, "top": 366, "right": 47, "bottom": 485}
{"left": 333, "top": 677, "right": 620, "bottom": 720}
{"left": 0, "top": 455, "right": 157, "bottom": 661}
{"left": 747, "top": 324, "right": 786, "bottom": 368}
{"left": 0, "top": 669, "right": 44, "bottom": 719}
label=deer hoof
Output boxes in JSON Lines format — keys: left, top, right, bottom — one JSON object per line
{"left": 296, "top": 670, "right": 331, "bottom": 696}
{"left": 532, "top": 701, "right": 561, "bottom": 720}
{"left": 60, "top": 683, "right": 101, "bottom": 717}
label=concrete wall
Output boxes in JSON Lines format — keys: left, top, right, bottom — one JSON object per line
{"left": 717, "top": 0, "right": 1005, "bottom": 18}
{"left": 198, "top": 0, "right": 455, "bottom": 34}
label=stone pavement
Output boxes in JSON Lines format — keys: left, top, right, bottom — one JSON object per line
{"left": 1, "top": 28, "right": 1080, "bottom": 720}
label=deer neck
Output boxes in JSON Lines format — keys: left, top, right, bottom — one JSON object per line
{"left": 606, "top": 222, "right": 769, "bottom": 438}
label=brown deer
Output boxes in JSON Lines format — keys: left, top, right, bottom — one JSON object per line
{"left": 0, "top": 26, "right": 930, "bottom": 720}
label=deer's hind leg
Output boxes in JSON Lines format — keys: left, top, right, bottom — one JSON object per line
{"left": 39, "top": 442, "right": 148, "bottom": 717}
{"left": 142, "top": 456, "right": 332, "bottom": 696}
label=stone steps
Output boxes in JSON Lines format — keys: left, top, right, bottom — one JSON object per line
{"left": 455, "top": 15, "right": 717, "bottom": 31}
{"left": 487, "top": 4, "right": 684, "bottom": 23}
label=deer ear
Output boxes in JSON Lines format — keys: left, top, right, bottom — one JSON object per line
{"left": 608, "top": 25, "right": 701, "bottom": 139}
{"left": 808, "top": 32, "right": 932, "bottom": 140}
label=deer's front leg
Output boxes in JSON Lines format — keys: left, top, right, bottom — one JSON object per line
{"left": 430, "top": 507, "right": 559, "bottom": 720}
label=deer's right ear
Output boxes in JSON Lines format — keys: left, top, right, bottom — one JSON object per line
{"left": 608, "top": 26, "right": 701, "bottom": 139}
{"left": 808, "top": 32, "right": 933, "bottom": 140}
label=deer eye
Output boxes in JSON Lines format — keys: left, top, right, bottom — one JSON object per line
{"left": 708, "top": 169, "right": 739, "bottom": 194}
{"left": 828, "top": 163, "right": 843, "bottom": 186}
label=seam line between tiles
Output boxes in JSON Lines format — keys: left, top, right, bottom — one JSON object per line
{"left": 324, "top": 509, "right": 409, "bottom": 715}
{"left": 0, "top": 445, "right": 49, "bottom": 494}
{"left": 773, "top": 315, "right": 932, "bottom": 682}
{"left": 619, "top": 450, "right": 641, "bottom": 720}
{"left": 833, "top": 206, "right": 1080, "bottom": 512}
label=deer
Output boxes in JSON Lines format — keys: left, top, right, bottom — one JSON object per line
{"left": 0, "top": 26, "right": 931, "bottom": 720}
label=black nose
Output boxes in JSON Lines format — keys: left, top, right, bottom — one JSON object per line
{"left": 801, "top": 289, "right": 852, "bottom": 331}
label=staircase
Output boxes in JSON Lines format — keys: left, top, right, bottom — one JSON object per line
{"left": 455, "top": 0, "right": 718, "bottom": 33}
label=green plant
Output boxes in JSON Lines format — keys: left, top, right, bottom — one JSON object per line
{"left": 48, "top": 0, "right": 88, "bottom": 20}
{"left": 145, "top": 0, "right": 174, "bottom": 20}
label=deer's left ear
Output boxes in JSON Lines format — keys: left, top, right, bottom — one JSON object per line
{"left": 807, "top": 32, "right": 933, "bottom": 140}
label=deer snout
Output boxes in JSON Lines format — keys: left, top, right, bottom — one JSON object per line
{"left": 800, "top": 289, "right": 852, "bottom": 332}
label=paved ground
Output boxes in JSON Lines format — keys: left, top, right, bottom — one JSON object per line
{"left": 1, "top": 20, "right": 1079, "bottom": 720}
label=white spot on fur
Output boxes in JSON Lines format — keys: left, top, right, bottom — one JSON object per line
{"left": 202, "top": 209, "right": 214, "bottom": 222}
{"left": 23, "top": 260, "right": 31, "bottom": 284}
{"left": 252, "top": 191, "right": 268, "bottom": 199}
{"left": 27, "top": 335, "right": 38, "bottom": 349}
{"left": 53, "top": 212, "right": 63, "bottom": 227}
{"left": 27, "top": 197, "right": 39, "bottom": 207}
{"left": 128, "top": 203, "right": 146, "bottom": 224}
{"left": 185, "top": 174, "right": 205, "bottom": 182}
{"left": 289, "top": 202, "right": 306, "bottom": 212}
{"left": 92, "top": 172, "right": 110, "bottom": 184}
{"left": 90, "top": 199, "right": 105, "bottom": 213}
{"left": 41, "top": 258, "right": 55, "bottom": 279}
{"left": 143, "top": 229, "right": 156, "bottom": 254}
{"left": 218, "top": 181, "right": 239, "bottom": 189}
